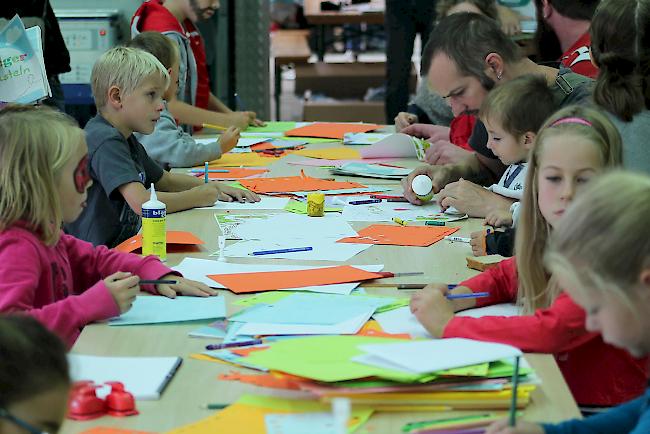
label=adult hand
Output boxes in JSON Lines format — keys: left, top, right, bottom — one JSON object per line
{"left": 401, "top": 165, "right": 453, "bottom": 205}
{"left": 401, "top": 123, "right": 450, "bottom": 143}
{"left": 156, "top": 275, "right": 218, "bottom": 298}
{"left": 395, "top": 112, "right": 418, "bottom": 131}
{"left": 485, "top": 420, "right": 545, "bottom": 434}
{"left": 425, "top": 140, "right": 474, "bottom": 165}
{"left": 438, "top": 179, "right": 513, "bottom": 218}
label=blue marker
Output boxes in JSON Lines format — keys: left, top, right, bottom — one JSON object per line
{"left": 234, "top": 92, "right": 246, "bottom": 111}
{"left": 250, "top": 247, "right": 313, "bottom": 256}
{"left": 204, "top": 162, "right": 209, "bottom": 183}
{"left": 349, "top": 199, "right": 382, "bottom": 205}
{"left": 446, "top": 291, "right": 490, "bottom": 300}
{"left": 191, "top": 169, "right": 230, "bottom": 174}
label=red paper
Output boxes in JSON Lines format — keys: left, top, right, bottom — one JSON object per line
{"left": 208, "top": 265, "right": 385, "bottom": 294}
{"left": 284, "top": 122, "right": 380, "bottom": 139}
{"left": 338, "top": 225, "right": 460, "bottom": 247}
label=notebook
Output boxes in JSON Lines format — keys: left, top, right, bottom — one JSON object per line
{"left": 68, "top": 354, "right": 182, "bottom": 400}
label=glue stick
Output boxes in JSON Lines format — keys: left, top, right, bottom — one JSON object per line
{"left": 142, "top": 183, "right": 166, "bottom": 261}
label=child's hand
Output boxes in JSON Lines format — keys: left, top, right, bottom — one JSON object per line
{"left": 485, "top": 420, "right": 544, "bottom": 434}
{"left": 189, "top": 184, "right": 222, "bottom": 207}
{"left": 156, "top": 275, "right": 218, "bottom": 298}
{"left": 470, "top": 229, "right": 489, "bottom": 256}
{"left": 395, "top": 112, "right": 418, "bottom": 131}
{"left": 244, "top": 111, "right": 265, "bottom": 127}
{"left": 223, "top": 112, "right": 251, "bottom": 129}
{"left": 220, "top": 126, "right": 240, "bottom": 154}
{"left": 409, "top": 285, "right": 455, "bottom": 337}
{"left": 214, "top": 184, "right": 260, "bottom": 203}
{"left": 485, "top": 209, "right": 513, "bottom": 228}
{"left": 104, "top": 271, "right": 140, "bottom": 313}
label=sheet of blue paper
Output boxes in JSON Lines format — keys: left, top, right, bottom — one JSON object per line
{"left": 109, "top": 296, "right": 226, "bottom": 326}
{"left": 229, "top": 293, "right": 394, "bottom": 325}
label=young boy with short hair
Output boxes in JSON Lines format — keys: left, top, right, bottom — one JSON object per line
{"left": 66, "top": 47, "right": 258, "bottom": 247}
{"left": 127, "top": 31, "right": 239, "bottom": 168}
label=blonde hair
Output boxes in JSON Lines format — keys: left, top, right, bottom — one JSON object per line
{"left": 91, "top": 46, "right": 169, "bottom": 109}
{"left": 0, "top": 105, "right": 84, "bottom": 246}
{"left": 515, "top": 105, "right": 623, "bottom": 313}
{"left": 545, "top": 171, "right": 650, "bottom": 306}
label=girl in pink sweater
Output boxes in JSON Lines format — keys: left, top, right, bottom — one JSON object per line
{"left": 0, "top": 105, "right": 216, "bottom": 348}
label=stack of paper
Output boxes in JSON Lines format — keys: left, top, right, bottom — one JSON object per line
{"left": 359, "top": 133, "right": 425, "bottom": 159}
{"left": 343, "top": 132, "right": 391, "bottom": 145}
{"left": 331, "top": 163, "right": 411, "bottom": 179}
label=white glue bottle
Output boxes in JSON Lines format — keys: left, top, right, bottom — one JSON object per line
{"left": 142, "top": 183, "right": 167, "bottom": 261}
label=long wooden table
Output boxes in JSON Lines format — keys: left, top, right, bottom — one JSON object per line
{"left": 60, "top": 144, "right": 581, "bottom": 433}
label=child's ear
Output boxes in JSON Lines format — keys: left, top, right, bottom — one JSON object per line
{"left": 523, "top": 131, "right": 536, "bottom": 149}
{"left": 640, "top": 268, "right": 650, "bottom": 288}
{"left": 107, "top": 85, "right": 122, "bottom": 109}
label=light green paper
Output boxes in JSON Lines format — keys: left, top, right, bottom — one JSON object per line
{"left": 284, "top": 200, "right": 342, "bottom": 215}
{"left": 233, "top": 291, "right": 294, "bottom": 306}
{"left": 245, "top": 121, "right": 297, "bottom": 133}
{"left": 485, "top": 360, "right": 533, "bottom": 378}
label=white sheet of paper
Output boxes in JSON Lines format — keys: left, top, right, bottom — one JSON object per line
{"left": 232, "top": 213, "right": 358, "bottom": 241}
{"left": 221, "top": 239, "right": 371, "bottom": 261}
{"left": 341, "top": 199, "right": 443, "bottom": 222}
{"left": 236, "top": 137, "right": 274, "bottom": 147}
{"left": 354, "top": 338, "right": 522, "bottom": 374}
{"left": 194, "top": 137, "right": 218, "bottom": 146}
{"left": 372, "top": 306, "right": 431, "bottom": 338}
{"left": 172, "top": 258, "right": 383, "bottom": 293}
{"left": 235, "top": 310, "right": 373, "bottom": 336}
{"left": 68, "top": 355, "right": 182, "bottom": 400}
{"left": 109, "top": 296, "right": 226, "bottom": 326}
{"left": 197, "top": 196, "right": 290, "bottom": 210}
{"left": 360, "top": 133, "right": 418, "bottom": 158}
{"left": 456, "top": 304, "right": 521, "bottom": 318}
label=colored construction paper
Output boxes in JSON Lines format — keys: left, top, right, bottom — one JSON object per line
{"left": 284, "top": 122, "right": 379, "bottom": 139}
{"left": 114, "top": 231, "right": 204, "bottom": 253}
{"left": 338, "top": 225, "right": 459, "bottom": 247}
{"left": 207, "top": 265, "right": 385, "bottom": 294}
{"left": 222, "top": 239, "right": 370, "bottom": 262}
{"left": 205, "top": 153, "right": 281, "bottom": 167}
{"left": 283, "top": 136, "right": 341, "bottom": 144}
{"left": 293, "top": 147, "right": 362, "bottom": 160}
{"left": 284, "top": 200, "right": 342, "bottom": 214}
{"left": 359, "top": 133, "right": 420, "bottom": 159}
{"left": 109, "top": 296, "right": 226, "bottom": 326}
{"left": 235, "top": 310, "right": 373, "bottom": 336}
{"left": 288, "top": 157, "right": 396, "bottom": 167}
{"left": 245, "top": 121, "right": 299, "bottom": 133}
{"left": 234, "top": 291, "right": 293, "bottom": 307}
{"left": 238, "top": 174, "right": 364, "bottom": 194}
{"left": 196, "top": 168, "right": 269, "bottom": 180}
{"left": 81, "top": 429, "right": 154, "bottom": 434}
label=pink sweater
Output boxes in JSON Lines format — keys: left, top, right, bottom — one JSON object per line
{"left": 0, "top": 223, "right": 176, "bottom": 348}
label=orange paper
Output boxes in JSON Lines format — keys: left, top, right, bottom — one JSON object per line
{"left": 81, "top": 429, "right": 154, "bottom": 434}
{"left": 219, "top": 370, "right": 306, "bottom": 390}
{"left": 208, "top": 265, "right": 385, "bottom": 294}
{"left": 338, "top": 225, "right": 460, "bottom": 247}
{"left": 114, "top": 231, "right": 204, "bottom": 253}
{"left": 238, "top": 172, "right": 365, "bottom": 194}
{"left": 284, "top": 122, "right": 379, "bottom": 139}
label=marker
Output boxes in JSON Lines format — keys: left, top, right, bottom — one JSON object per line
{"left": 204, "top": 162, "right": 209, "bottom": 183}
{"left": 250, "top": 247, "right": 313, "bottom": 256}
{"left": 509, "top": 356, "right": 521, "bottom": 427}
{"left": 393, "top": 217, "right": 408, "bottom": 226}
{"left": 234, "top": 92, "right": 246, "bottom": 110}
{"left": 139, "top": 279, "right": 178, "bottom": 285}
{"left": 481, "top": 228, "right": 492, "bottom": 255}
{"left": 424, "top": 220, "right": 445, "bottom": 226}
{"left": 205, "top": 339, "right": 263, "bottom": 351}
{"left": 444, "top": 235, "right": 471, "bottom": 243}
{"left": 446, "top": 291, "right": 489, "bottom": 300}
{"left": 200, "top": 403, "right": 230, "bottom": 410}
{"left": 402, "top": 413, "right": 497, "bottom": 433}
{"left": 349, "top": 199, "right": 382, "bottom": 205}
{"left": 190, "top": 169, "right": 230, "bottom": 173}
{"left": 202, "top": 122, "right": 228, "bottom": 131}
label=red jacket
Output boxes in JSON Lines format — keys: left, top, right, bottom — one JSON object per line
{"left": 560, "top": 31, "right": 598, "bottom": 79}
{"left": 444, "top": 257, "right": 648, "bottom": 406}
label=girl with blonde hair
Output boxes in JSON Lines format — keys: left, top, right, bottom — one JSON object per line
{"left": 410, "top": 105, "right": 648, "bottom": 407}
{"left": 487, "top": 171, "right": 650, "bottom": 433}
{"left": 0, "top": 105, "right": 216, "bottom": 348}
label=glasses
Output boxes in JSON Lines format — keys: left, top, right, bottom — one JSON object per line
{"left": 0, "top": 408, "right": 50, "bottom": 434}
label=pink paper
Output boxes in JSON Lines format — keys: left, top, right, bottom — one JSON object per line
{"left": 288, "top": 158, "right": 397, "bottom": 167}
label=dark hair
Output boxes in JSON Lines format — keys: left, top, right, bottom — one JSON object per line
{"left": 480, "top": 74, "right": 558, "bottom": 137}
{"left": 0, "top": 316, "right": 70, "bottom": 407}
{"left": 423, "top": 13, "right": 522, "bottom": 90}
{"left": 126, "top": 31, "right": 179, "bottom": 70}
{"left": 591, "top": 0, "right": 650, "bottom": 122}
{"left": 533, "top": 0, "right": 563, "bottom": 63}
{"left": 436, "top": 0, "right": 499, "bottom": 21}
{"left": 542, "top": 0, "right": 600, "bottom": 20}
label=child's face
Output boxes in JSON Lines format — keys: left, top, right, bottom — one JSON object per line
{"left": 563, "top": 275, "right": 650, "bottom": 358}
{"left": 186, "top": 0, "right": 219, "bottom": 22}
{"left": 120, "top": 76, "right": 165, "bottom": 135}
{"left": 1, "top": 384, "right": 69, "bottom": 434}
{"left": 56, "top": 137, "right": 92, "bottom": 224}
{"left": 537, "top": 133, "right": 602, "bottom": 228}
{"left": 484, "top": 117, "right": 529, "bottom": 165}
{"left": 164, "top": 60, "right": 180, "bottom": 101}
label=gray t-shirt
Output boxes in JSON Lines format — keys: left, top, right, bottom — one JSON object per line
{"left": 66, "top": 115, "right": 164, "bottom": 247}
{"left": 608, "top": 110, "right": 650, "bottom": 175}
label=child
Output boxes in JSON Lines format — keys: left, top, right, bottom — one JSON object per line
{"left": 410, "top": 105, "right": 649, "bottom": 407}
{"left": 131, "top": 0, "right": 263, "bottom": 131}
{"left": 65, "top": 47, "right": 259, "bottom": 247}
{"left": 127, "top": 31, "right": 239, "bottom": 168}
{"left": 590, "top": 0, "right": 650, "bottom": 175}
{"left": 486, "top": 171, "right": 650, "bottom": 433}
{"left": 468, "top": 74, "right": 558, "bottom": 256}
{"left": 0, "top": 105, "right": 218, "bottom": 347}
{"left": 0, "top": 315, "right": 70, "bottom": 433}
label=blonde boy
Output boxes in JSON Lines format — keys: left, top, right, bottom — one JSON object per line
{"left": 128, "top": 32, "right": 239, "bottom": 168}
{"left": 66, "top": 47, "right": 258, "bottom": 247}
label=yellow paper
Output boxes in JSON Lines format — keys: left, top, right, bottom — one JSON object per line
{"left": 205, "top": 153, "right": 278, "bottom": 167}
{"left": 294, "top": 147, "right": 362, "bottom": 160}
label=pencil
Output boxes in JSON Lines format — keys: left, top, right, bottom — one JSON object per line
{"left": 139, "top": 279, "right": 178, "bottom": 285}
{"left": 509, "top": 356, "right": 521, "bottom": 426}
{"left": 202, "top": 123, "right": 228, "bottom": 131}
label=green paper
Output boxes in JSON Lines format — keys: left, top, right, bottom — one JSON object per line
{"left": 486, "top": 360, "right": 533, "bottom": 378}
{"left": 245, "top": 121, "right": 297, "bottom": 133}
{"left": 438, "top": 362, "right": 490, "bottom": 377}
{"left": 244, "top": 335, "right": 435, "bottom": 383}
{"left": 233, "top": 291, "right": 294, "bottom": 306}
{"left": 284, "top": 200, "right": 342, "bottom": 215}
{"left": 373, "top": 298, "right": 410, "bottom": 313}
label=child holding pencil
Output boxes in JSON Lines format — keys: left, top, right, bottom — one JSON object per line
{"left": 128, "top": 32, "right": 239, "bottom": 168}
{"left": 0, "top": 106, "right": 217, "bottom": 347}
{"left": 410, "top": 106, "right": 648, "bottom": 407}
{"left": 487, "top": 171, "right": 650, "bottom": 433}
{"left": 65, "top": 47, "right": 258, "bottom": 247}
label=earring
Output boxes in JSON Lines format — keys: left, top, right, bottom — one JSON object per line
{"left": 497, "top": 72, "right": 503, "bottom": 80}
